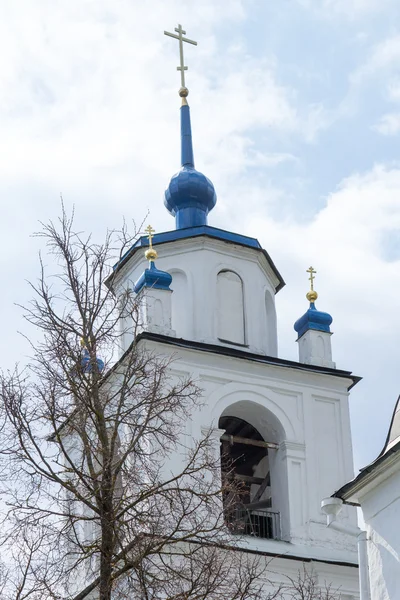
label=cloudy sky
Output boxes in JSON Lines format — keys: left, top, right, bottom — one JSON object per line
{"left": 1, "top": 0, "right": 400, "bottom": 473}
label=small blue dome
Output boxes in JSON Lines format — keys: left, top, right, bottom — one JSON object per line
{"left": 164, "top": 103, "right": 217, "bottom": 229}
{"left": 134, "top": 261, "right": 172, "bottom": 294}
{"left": 294, "top": 302, "right": 333, "bottom": 339}
{"left": 81, "top": 348, "right": 105, "bottom": 373}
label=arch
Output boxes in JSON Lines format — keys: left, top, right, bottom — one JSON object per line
{"left": 170, "top": 269, "right": 190, "bottom": 338}
{"left": 210, "top": 387, "right": 296, "bottom": 442}
{"left": 217, "top": 270, "right": 245, "bottom": 345}
{"left": 218, "top": 401, "right": 289, "bottom": 541}
{"left": 220, "top": 400, "right": 285, "bottom": 445}
{"left": 265, "top": 289, "right": 277, "bottom": 356}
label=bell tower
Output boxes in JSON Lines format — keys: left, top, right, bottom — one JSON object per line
{"left": 108, "top": 24, "right": 361, "bottom": 599}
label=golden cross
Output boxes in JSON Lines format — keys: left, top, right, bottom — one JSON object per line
{"left": 145, "top": 225, "right": 155, "bottom": 249}
{"left": 306, "top": 266, "right": 317, "bottom": 290}
{"left": 164, "top": 24, "right": 197, "bottom": 89}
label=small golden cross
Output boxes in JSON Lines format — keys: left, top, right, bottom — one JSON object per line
{"left": 145, "top": 225, "right": 155, "bottom": 249}
{"left": 306, "top": 266, "right": 317, "bottom": 290}
{"left": 164, "top": 24, "right": 197, "bottom": 89}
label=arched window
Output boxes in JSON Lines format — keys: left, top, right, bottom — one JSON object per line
{"left": 217, "top": 270, "right": 245, "bottom": 345}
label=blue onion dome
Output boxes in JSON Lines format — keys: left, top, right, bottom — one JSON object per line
{"left": 164, "top": 93, "right": 217, "bottom": 229}
{"left": 134, "top": 226, "right": 173, "bottom": 294}
{"left": 134, "top": 260, "right": 172, "bottom": 294}
{"left": 294, "top": 283, "right": 333, "bottom": 339}
{"left": 81, "top": 347, "right": 105, "bottom": 374}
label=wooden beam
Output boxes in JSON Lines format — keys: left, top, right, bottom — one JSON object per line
{"left": 232, "top": 474, "right": 265, "bottom": 485}
{"left": 245, "top": 498, "right": 272, "bottom": 510}
{"left": 250, "top": 472, "right": 270, "bottom": 504}
{"left": 220, "top": 434, "right": 278, "bottom": 450}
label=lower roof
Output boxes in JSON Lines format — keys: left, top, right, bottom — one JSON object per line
{"left": 334, "top": 395, "right": 400, "bottom": 503}
{"left": 137, "top": 332, "right": 361, "bottom": 391}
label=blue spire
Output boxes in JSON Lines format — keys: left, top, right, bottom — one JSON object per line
{"left": 164, "top": 98, "right": 217, "bottom": 229}
{"left": 181, "top": 102, "right": 194, "bottom": 167}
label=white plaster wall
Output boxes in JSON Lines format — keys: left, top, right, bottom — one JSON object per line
{"left": 298, "top": 330, "right": 335, "bottom": 368}
{"left": 137, "top": 287, "right": 175, "bottom": 336}
{"left": 112, "top": 236, "right": 279, "bottom": 356}
{"left": 359, "top": 464, "right": 400, "bottom": 600}
{"left": 138, "top": 337, "right": 359, "bottom": 567}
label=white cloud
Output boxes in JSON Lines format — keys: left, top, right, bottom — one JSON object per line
{"left": 373, "top": 112, "right": 400, "bottom": 135}
{"left": 350, "top": 36, "right": 400, "bottom": 86}
{"left": 243, "top": 163, "right": 400, "bottom": 362}
{"left": 297, "top": 0, "right": 393, "bottom": 18}
{"left": 387, "top": 79, "right": 400, "bottom": 103}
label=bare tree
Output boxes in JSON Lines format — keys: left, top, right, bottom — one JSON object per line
{"left": 282, "top": 567, "right": 342, "bottom": 600}
{"left": 0, "top": 208, "right": 273, "bottom": 600}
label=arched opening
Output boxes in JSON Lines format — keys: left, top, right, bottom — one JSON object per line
{"left": 217, "top": 270, "right": 245, "bottom": 345}
{"left": 218, "top": 411, "right": 283, "bottom": 540}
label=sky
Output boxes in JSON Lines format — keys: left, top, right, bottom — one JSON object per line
{"left": 1, "top": 0, "right": 400, "bottom": 473}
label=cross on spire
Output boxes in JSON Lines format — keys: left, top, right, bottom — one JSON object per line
{"left": 164, "top": 24, "right": 197, "bottom": 90}
{"left": 144, "top": 225, "right": 158, "bottom": 262}
{"left": 145, "top": 224, "right": 155, "bottom": 248}
{"left": 306, "top": 266, "right": 317, "bottom": 291}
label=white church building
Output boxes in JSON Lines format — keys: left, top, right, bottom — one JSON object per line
{"left": 105, "top": 27, "right": 366, "bottom": 598}
{"left": 330, "top": 397, "right": 400, "bottom": 599}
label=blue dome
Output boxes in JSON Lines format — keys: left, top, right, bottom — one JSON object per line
{"left": 164, "top": 103, "right": 217, "bottom": 229}
{"left": 81, "top": 348, "right": 105, "bottom": 373}
{"left": 134, "top": 261, "right": 172, "bottom": 294}
{"left": 294, "top": 302, "right": 333, "bottom": 339}
{"left": 164, "top": 166, "right": 216, "bottom": 229}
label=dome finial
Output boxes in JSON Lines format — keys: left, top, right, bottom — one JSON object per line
{"left": 306, "top": 266, "right": 318, "bottom": 303}
{"left": 144, "top": 224, "right": 158, "bottom": 263}
{"left": 164, "top": 24, "right": 197, "bottom": 106}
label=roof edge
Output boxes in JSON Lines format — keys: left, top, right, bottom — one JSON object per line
{"left": 136, "top": 332, "right": 361, "bottom": 390}
{"left": 106, "top": 226, "right": 285, "bottom": 292}
{"left": 333, "top": 439, "right": 400, "bottom": 503}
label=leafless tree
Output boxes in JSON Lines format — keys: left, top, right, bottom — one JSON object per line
{"left": 281, "top": 567, "right": 342, "bottom": 600}
{"left": 0, "top": 207, "right": 275, "bottom": 600}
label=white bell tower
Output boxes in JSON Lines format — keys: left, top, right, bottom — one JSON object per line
{"left": 108, "top": 27, "right": 361, "bottom": 599}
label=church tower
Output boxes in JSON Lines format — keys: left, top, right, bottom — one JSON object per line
{"left": 109, "top": 25, "right": 361, "bottom": 598}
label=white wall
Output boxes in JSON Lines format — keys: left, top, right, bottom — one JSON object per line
{"left": 112, "top": 236, "right": 279, "bottom": 356}
{"left": 359, "top": 461, "right": 400, "bottom": 600}
{"left": 139, "top": 337, "right": 359, "bottom": 565}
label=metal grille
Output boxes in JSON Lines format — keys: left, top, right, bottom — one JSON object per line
{"left": 227, "top": 507, "right": 281, "bottom": 540}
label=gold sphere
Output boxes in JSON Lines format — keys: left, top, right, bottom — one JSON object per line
{"left": 306, "top": 290, "right": 318, "bottom": 302}
{"left": 179, "top": 87, "right": 189, "bottom": 97}
{"left": 145, "top": 248, "right": 158, "bottom": 261}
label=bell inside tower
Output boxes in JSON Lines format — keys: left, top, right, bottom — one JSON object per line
{"left": 218, "top": 416, "right": 280, "bottom": 540}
